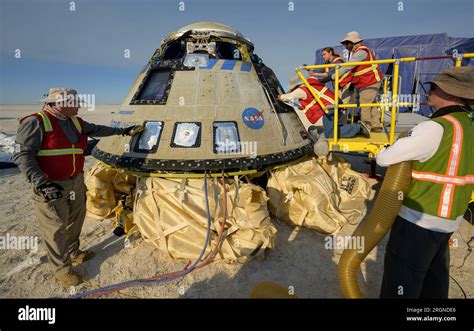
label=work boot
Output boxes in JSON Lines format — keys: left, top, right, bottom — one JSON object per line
{"left": 371, "top": 124, "right": 384, "bottom": 132}
{"left": 55, "top": 268, "right": 83, "bottom": 287}
{"left": 358, "top": 121, "right": 371, "bottom": 138}
{"left": 71, "top": 250, "right": 96, "bottom": 265}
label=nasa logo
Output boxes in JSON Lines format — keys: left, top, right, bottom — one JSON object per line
{"left": 242, "top": 107, "right": 264, "bottom": 130}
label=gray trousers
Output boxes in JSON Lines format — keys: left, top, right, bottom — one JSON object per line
{"left": 380, "top": 216, "right": 452, "bottom": 298}
{"left": 33, "top": 173, "right": 86, "bottom": 276}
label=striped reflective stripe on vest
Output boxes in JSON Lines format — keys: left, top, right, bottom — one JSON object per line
{"left": 330, "top": 57, "right": 352, "bottom": 89}
{"left": 36, "top": 112, "right": 53, "bottom": 132}
{"left": 352, "top": 46, "right": 381, "bottom": 82}
{"left": 35, "top": 113, "right": 84, "bottom": 157}
{"left": 36, "top": 148, "right": 84, "bottom": 156}
{"left": 70, "top": 116, "right": 82, "bottom": 133}
{"left": 339, "top": 71, "right": 352, "bottom": 88}
{"left": 303, "top": 99, "right": 317, "bottom": 113}
{"left": 311, "top": 86, "right": 335, "bottom": 104}
{"left": 324, "top": 56, "right": 343, "bottom": 73}
{"left": 439, "top": 115, "right": 463, "bottom": 218}
{"left": 303, "top": 86, "right": 334, "bottom": 113}
{"left": 410, "top": 115, "right": 465, "bottom": 218}
{"left": 325, "top": 57, "right": 351, "bottom": 88}
{"left": 412, "top": 171, "right": 474, "bottom": 186}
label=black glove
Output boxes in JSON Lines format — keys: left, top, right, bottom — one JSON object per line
{"left": 319, "top": 75, "right": 331, "bottom": 84}
{"left": 35, "top": 181, "right": 64, "bottom": 201}
{"left": 122, "top": 125, "right": 145, "bottom": 137}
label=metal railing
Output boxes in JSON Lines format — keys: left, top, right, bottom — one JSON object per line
{"left": 295, "top": 52, "right": 474, "bottom": 148}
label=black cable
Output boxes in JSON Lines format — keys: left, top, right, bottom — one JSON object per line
{"left": 449, "top": 274, "right": 467, "bottom": 299}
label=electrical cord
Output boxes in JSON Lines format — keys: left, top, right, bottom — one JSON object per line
{"left": 455, "top": 205, "right": 473, "bottom": 269}
{"left": 449, "top": 274, "right": 467, "bottom": 299}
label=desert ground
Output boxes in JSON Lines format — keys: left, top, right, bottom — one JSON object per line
{"left": 0, "top": 104, "right": 472, "bottom": 298}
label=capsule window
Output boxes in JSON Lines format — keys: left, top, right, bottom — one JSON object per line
{"left": 183, "top": 53, "right": 210, "bottom": 68}
{"left": 213, "top": 121, "right": 240, "bottom": 154}
{"left": 171, "top": 122, "right": 201, "bottom": 148}
{"left": 134, "top": 121, "right": 163, "bottom": 153}
{"left": 134, "top": 70, "right": 172, "bottom": 102}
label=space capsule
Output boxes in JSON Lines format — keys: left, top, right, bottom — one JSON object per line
{"left": 92, "top": 21, "right": 312, "bottom": 174}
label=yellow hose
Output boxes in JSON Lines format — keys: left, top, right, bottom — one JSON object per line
{"left": 250, "top": 282, "right": 298, "bottom": 299}
{"left": 338, "top": 160, "right": 412, "bottom": 298}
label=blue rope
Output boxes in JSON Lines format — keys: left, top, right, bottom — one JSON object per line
{"left": 71, "top": 173, "right": 213, "bottom": 298}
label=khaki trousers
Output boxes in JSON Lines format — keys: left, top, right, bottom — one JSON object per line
{"left": 358, "top": 81, "right": 382, "bottom": 129}
{"left": 33, "top": 173, "right": 86, "bottom": 276}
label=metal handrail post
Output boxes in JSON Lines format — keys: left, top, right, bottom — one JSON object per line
{"left": 381, "top": 77, "right": 388, "bottom": 124}
{"left": 390, "top": 60, "right": 400, "bottom": 144}
{"left": 334, "top": 65, "right": 340, "bottom": 145}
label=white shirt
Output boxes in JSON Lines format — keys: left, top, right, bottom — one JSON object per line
{"left": 376, "top": 120, "right": 464, "bottom": 233}
{"left": 376, "top": 120, "right": 443, "bottom": 166}
{"left": 279, "top": 88, "right": 307, "bottom": 102}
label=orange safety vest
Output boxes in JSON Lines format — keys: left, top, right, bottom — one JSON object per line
{"left": 403, "top": 112, "right": 474, "bottom": 220}
{"left": 350, "top": 44, "right": 383, "bottom": 89}
{"left": 20, "top": 111, "right": 87, "bottom": 180}
{"left": 325, "top": 56, "right": 352, "bottom": 89}
{"left": 298, "top": 77, "right": 335, "bottom": 124}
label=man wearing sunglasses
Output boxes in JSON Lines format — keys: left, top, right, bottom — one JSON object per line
{"left": 376, "top": 67, "right": 474, "bottom": 298}
{"left": 323, "top": 31, "right": 384, "bottom": 133}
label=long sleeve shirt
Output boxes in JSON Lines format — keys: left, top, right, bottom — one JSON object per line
{"left": 279, "top": 88, "right": 307, "bottom": 102}
{"left": 376, "top": 120, "right": 443, "bottom": 166}
{"left": 331, "top": 49, "right": 368, "bottom": 80}
{"left": 279, "top": 88, "right": 307, "bottom": 110}
{"left": 375, "top": 106, "right": 469, "bottom": 233}
{"left": 13, "top": 116, "right": 123, "bottom": 187}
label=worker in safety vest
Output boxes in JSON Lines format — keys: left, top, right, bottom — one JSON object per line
{"left": 309, "top": 47, "right": 353, "bottom": 97}
{"left": 310, "top": 47, "right": 354, "bottom": 123}
{"left": 376, "top": 67, "right": 474, "bottom": 298}
{"left": 328, "top": 32, "right": 384, "bottom": 132}
{"left": 13, "top": 88, "right": 143, "bottom": 287}
{"left": 278, "top": 75, "right": 370, "bottom": 139}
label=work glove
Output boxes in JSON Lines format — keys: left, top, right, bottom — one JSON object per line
{"left": 35, "top": 181, "right": 64, "bottom": 201}
{"left": 319, "top": 75, "right": 331, "bottom": 84}
{"left": 122, "top": 125, "right": 145, "bottom": 137}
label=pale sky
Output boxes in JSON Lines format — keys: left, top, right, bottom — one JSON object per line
{"left": 1, "top": 0, "right": 473, "bottom": 103}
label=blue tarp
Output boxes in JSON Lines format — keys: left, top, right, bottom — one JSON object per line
{"left": 314, "top": 33, "right": 474, "bottom": 115}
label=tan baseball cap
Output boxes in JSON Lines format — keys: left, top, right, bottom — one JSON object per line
{"left": 40, "top": 87, "right": 83, "bottom": 105}
{"left": 287, "top": 75, "right": 304, "bottom": 91}
{"left": 340, "top": 31, "right": 363, "bottom": 44}
{"left": 426, "top": 67, "right": 474, "bottom": 100}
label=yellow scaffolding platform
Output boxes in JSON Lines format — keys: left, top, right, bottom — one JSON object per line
{"left": 295, "top": 52, "right": 474, "bottom": 157}
{"left": 328, "top": 132, "right": 390, "bottom": 157}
